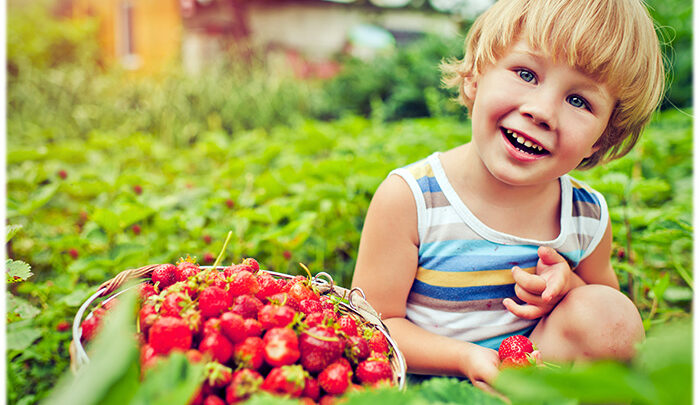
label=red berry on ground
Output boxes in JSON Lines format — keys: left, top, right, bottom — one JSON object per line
{"left": 283, "top": 250, "right": 292, "bottom": 260}
{"left": 56, "top": 320, "right": 71, "bottom": 332}
{"left": 133, "top": 184, "right": 143, "bottom": 195}
{"left": 68, "top": 248, "right": 79, "bottom": 260}
{"left": 58, "top": 170, "right": 67, "bottom": 179}
{"left": 131, "top": 224, "right": 141, "bottom": 235}
{"left": 226, "top": 199, "right": 235, "bottom": 209}
{"left": 203, "top": 234, "right": 212, "bottom": 244}
{"left": 203, "top": 253, "right": 215, "bottom": 264}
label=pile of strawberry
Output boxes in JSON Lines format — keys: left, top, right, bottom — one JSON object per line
{"left": 80, "top": 257, "right": 396, "bottom": 404}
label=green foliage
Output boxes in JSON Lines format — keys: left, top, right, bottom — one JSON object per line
{"left": 317, "top": 34, "right": 467, "bottom": 121}
{"left": 645, "top": 0, "right": 693, "bottom": 110}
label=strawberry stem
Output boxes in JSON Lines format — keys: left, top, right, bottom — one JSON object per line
{"left": 299, "top": 263, "right": 312, "bottom": 279}
{"left": 212, "top": 231, "right": 233, "bottom": 269}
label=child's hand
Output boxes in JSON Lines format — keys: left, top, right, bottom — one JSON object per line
{"left": 503, "top": 247, "right": 573, "bottom": 319}
{"left": 459, "top": 345, "right": 501, "bottom": 394}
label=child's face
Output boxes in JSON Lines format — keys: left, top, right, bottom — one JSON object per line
{"left": 464, "top": 40, "right": 616, "bottom": 186}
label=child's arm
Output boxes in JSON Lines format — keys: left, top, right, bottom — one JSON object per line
{"left": 352, "top": 175, "right": 501, "bottom": 388}
{"left": 504, "top": 220, "right": 620, "bottom": 319}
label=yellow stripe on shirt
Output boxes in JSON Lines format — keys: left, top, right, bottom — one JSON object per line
{"left": 415, "top": 266, "right": 536, "bottom": 287}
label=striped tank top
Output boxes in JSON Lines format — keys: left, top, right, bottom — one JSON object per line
{"left": 391, "top": 152, "right": 609, "bottom": 350}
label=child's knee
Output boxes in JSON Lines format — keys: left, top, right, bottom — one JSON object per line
{"left": 557, "top": 284, "right": 644, "bottom": 359}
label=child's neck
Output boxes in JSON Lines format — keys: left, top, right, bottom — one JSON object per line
{"left": 440, "top": 143, "right": 562, "bottom": 241}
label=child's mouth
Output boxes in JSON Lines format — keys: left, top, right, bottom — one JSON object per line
{"left": 502, "top": 128, "right": 549, "bottom": 155}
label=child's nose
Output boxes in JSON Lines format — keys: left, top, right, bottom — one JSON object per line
{"left": 520, "top": 92, "right": 558, "bottom": 131}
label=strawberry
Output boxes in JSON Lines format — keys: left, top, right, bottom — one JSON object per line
{"left": 288, "top": 281, "right": 319, "bottom": 304}
{"left": 138, "top": 304, "right": 158, "bottom": 336}
{"left": 80, "top": 307, "right": 105, "bottom": 342}
{"left": 241, "top": 258, "right": 260, "bottom": 272}
{"left": 498, "top": 335, "right": 535, "bottom": 361}
{"left": 233, "top": 336, "right": 265, "bottom": 370}
{"left": 243, "top": 318, "right": 263, "bottom": 337}
{"left": 177, "top": 261, "right": 200, "bottom": 282}
{"left": 202, "top": 317, "right": 222, "bottom": 336}
{"left": 199, "top": 286, "right": 231, "bottom": 319}
{"left": 148, "top": 316, "right": 192, "bottom": 355}
{"left": 299, "top": 326, "right": 344, "bottom": 373}
{"left": 230, "top": 295, "right": 263, "bottom": 319}
{"left": 205, "top": 270, "right": 228, "bottom": 290}
{"left": 140, "top": 343, "right": 159, "bottom": 369}
{"left": 263, "top": 327, "right": 300, "bottom": 367}
{"left": 318, "top": 360, "right": 353, "bottom": 395}
{"left": 161, "top": 291, "right": 190, "bottom": 317}
{"left": 228, "top": 271, "right": 261, "bottom": 297}
{"left": 220, "top": 311, "right": 247, "bottom": 343}
{"left": 258, "top": 304, "right": 296, "bottom": 330}
{"left": 260, "top": 365, "right": 306, "bottom": 397}
{"left": 299, "top": 299, "right": 323, "bottom": 315}
{"left": 139, "top": 283, "right": 157, "bottom": 302}
{"left": 151, "top": 264, "right": 178, "bottom": 290}
{"left": 205, "top": 361, "right": 233, "bottom": 388}
{"left": 255, "top": 272, "right": 283, "bottom": 301}
{"left": 319, "top": 296, "right": 336, "bottom": 311}
{"left": 368, "top": 330, "right": 390, "bottom": 356}
{"left": 186, "top": 349, "right": 204, "bottom": 364}
{"left": 202, "top": 395, "right": 224, "bottom": 405}
{"left": 199, "top": 332, "right": 233, "bottom": 364}
{"left": 302, "top": 376, "right": 321, "bottom": 401}
{"left": 356, "top": 357, "right": 393, "bottom": 384}
{"left": 344, "top": 335, "right": 370, "bottom": 364}
{"left": 337, "top": 315, "right": 359, "bottom": 337}
{"left": 500, "top": 355, "right": 533, "bottom": 368}
{"left": 304, "top": 312, "right": 326, "bottom": 328}
{"left": 226, "top": 369, "right": 263, "bottom": 404}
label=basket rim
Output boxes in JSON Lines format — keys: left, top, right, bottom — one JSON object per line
{"left": 72, "top": 266, "right": 407, "bottom": 389}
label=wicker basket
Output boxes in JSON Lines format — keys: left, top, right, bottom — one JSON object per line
{"left": 71, "top": 265, "right": 407, "bottom": 389}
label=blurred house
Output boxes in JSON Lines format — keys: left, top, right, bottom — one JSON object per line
{"left": 68, "top": 0, "right": 491, "bottom": 75}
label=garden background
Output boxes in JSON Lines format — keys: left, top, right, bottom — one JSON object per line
{"left": 6, "top": 0, "right": 693, "bottom": 404}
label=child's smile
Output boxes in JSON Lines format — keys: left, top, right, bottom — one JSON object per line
{"left": 464, "top": 40, "right": 616, "bottom": 187}
{"left": 501, "top": 127, "right": 548, "bottom": 158}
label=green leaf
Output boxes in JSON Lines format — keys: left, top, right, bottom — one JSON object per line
{"left": 59, "top": 288, "right": 93, "bottom": 307}
{"left": 6, "top": 224, "right": 23, "bottom": 242}
{"left": 7, "top": 294, "right": 41, "bottom": 321}
{"left": 6, "top": 259, "right": 33, "bottom": 283}
{"left": 130, "top": 353, "right": 204, "bottom": 405}
{"left": 92, "top": 208, "right": 121, "bottom": 235}
{"left": 17, "top": 183, "right": 59, "bottom": 216}
{"left": 6, "top": 319, "right": 43, "bottom": 351}
{"left": 42, "top": 288, "right": 140, "bottom": 405}
{"left": 495, "top": 361, "right": 658, "bottom": 404}
{"left": 416, "top": 377, "right": 507, "bottom": 404}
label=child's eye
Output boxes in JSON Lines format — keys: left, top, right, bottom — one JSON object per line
{"left": 567, "top": 95, "right": 590, "bottom": 110}
{"left": 517, "top": 69, "right": 536, "bottom": 83}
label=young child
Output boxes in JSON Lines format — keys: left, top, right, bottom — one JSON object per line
{"left": 351, "top": 0, "right": 665, "bottom": 393}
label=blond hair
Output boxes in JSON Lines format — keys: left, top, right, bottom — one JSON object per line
{"left": 442, "top": 0, "right": 665, "bottom": 168}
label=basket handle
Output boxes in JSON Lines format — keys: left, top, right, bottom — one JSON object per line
{"left": 96, "top": 264, "right": 160, "bottom": 297}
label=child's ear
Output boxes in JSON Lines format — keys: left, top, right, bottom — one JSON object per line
{"left": 463, "top": 75, "right": 478, "bottom": 100}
